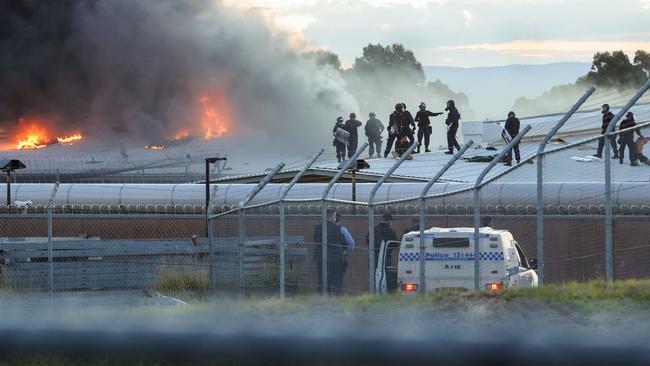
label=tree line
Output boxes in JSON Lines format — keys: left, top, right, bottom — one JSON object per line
{"left": 304, "top": 44, "right": 471, "bottom": 121}
{"left": 514, "top": 50, "right": 650, "bottom": 115}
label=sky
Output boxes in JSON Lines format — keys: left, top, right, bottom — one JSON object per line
{"left": 224, "top": 0, "right": 650, "bottom": 67}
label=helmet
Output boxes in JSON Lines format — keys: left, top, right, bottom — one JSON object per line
{"left": 349, "top": 112, "right": 356, "bottom": 119}
{"left": 626, "top": 111, "right": 634, "bottom": 119}
{"left": 369, "top": 112, "right": 376, "bottom": 118}
{"left": 336, "top": 116, "right": 343, "bottom": 123}
{"left": 395, "top": 103, "right": 404, "bottom": 111}
{"left": 419, "top": 102, "right": 426, "bottom": 109}
{"left": 601, "top": 104, "right": 610, "bottom": 113}
{"left": 445, "top": 100, "right": 455, "bottom": 111}
{"left": 508, "top": 111, "right": 515, "bottom": 117}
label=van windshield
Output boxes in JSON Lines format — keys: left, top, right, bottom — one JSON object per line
{"left": 433, "top": 237, "right": 470, "bottom": 248}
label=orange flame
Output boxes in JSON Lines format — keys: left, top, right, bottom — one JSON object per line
{"left": 145, "top": 145, "right": 166, "bottom": 150}
{"left": 198, "top": 95, "right": 230, "bottom": 139}
{"left": 15, "top": 119, "right": 51, "bottom": 150}
{"left": 172, "top": 130, "right": 189, "bottom": 140}
{"left": 57, "top": 133, "right": 84, "bottom": 145}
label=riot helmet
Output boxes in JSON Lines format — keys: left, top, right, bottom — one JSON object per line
{"left": 601, "top": 104, "right": 610, "bottom": 113}
{"left": 445, "top": 100, "right": 455, "bottom": 111}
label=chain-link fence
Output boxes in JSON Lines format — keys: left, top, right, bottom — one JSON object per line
{"left": 2, "top": 82, "right": 650, "bottom": 300}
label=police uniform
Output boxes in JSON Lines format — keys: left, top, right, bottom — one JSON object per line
{"left": 595, "top": 110, "right": 618, "bottom": 158}
{"left": 332, "top": 120, "right": 346, "bottom": 162}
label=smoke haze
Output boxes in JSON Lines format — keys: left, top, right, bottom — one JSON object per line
{"left": 0, "top": 0, "right": 358, "bottom": 150}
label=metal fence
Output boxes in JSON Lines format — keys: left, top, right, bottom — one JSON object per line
{"left": 1, "top": 80, "right": 650, "bottom": 300}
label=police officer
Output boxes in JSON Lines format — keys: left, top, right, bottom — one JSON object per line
{"left": 384, "top": 103, "right": 403, "bottom": 158}
{"left": 364, "top": 112, "right": 384, "bottom": 158}
{"left": 397, "top": 103, "right": 416, "bottom": 146}
{"left": 618, "top": 111, "right": 644, "bottom": 165}
{"left": 366, "top": 213, "right": 398, "bottom": 292}
{"left": 313, "top": 207, "right": 347, "bottom": 294}
{"left": 332, "top": 116, "right": 346, "bottom": 163}
{"left": 503, "top": 111, "right": 521, "bottom": 166}
{"left": 594, "top": 103, "right": 619, "bottom": 159}
{"left": 344, "top": 113, "right": 362, "bottom": 159}
{"left": 444, "top": 100, "right": 461, "bottom": 154}
{"left": 414, "top": 102, "right": 443, "bottom": 153}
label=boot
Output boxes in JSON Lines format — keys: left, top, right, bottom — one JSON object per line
{"left": 631, "top": 161, "right": 640, "bottom": 166}
{"left": 593, "top": 154, "right": 602, "bottom": 159}
{"left": 619, "top": 158, "right": 624, "bottom": 164}
{"left": 444, "top": 151, "right": 453, "bottom": 155}
{"left": 611, "top": 155, "right": 619, "bottom": 159}
{"left": 425, "top": 148, "right": 431, "bottom": 153}
{"left": 504, "top": 161, "right": 512, "bottom": 166}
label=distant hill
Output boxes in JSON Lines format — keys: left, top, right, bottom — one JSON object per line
{"left": 424, "top": 62, "right": 591, "bottom": 120}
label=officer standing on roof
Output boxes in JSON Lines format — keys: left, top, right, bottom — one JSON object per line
{"left": 384, "top": 103, "right": 402, "bottom": 158}
{"left": 618, "top": 111, "right": 644, "bottom": 165}
{"left": 332, "top": 116, "right": 347, "bottom": 163}
{"left": 365, "top": 112, "right": 384, "bottom": 158}
{"left": 594, "top": 103, "right": 619, "bottom": 159}
{"left": 344, "top": 113, "right": 362, "bottom": 159}
{"left": 398, "top": 103, "right": 416, "bottom": 146}
{"left": 503, "top": 111, "right": 521, "bottom": 166}
{"left": 414, "top": 102, "right": 443, "bottom": 153}
{"left": 444, "top": 100, "right": 461, "bottom": 154}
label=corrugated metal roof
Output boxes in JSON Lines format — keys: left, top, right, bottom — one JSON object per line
{"left": 313, "top": 104, "right": 650, "bottom": 184}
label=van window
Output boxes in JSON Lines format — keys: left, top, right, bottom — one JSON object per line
{"left": 433, "top": 238, "right": 470, "bottom": 248}
{"left": 514, "top": 242, "right": 531, "bottom": 268}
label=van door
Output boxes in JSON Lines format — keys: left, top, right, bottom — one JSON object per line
{"left": 514, "top": 241, "right": 537, "bottom": 288}
{"left": 427, "top": 234, "right": 475, "bottom": 290}
{"left": 375, "top": 240, "right": 401, "bottom": 294}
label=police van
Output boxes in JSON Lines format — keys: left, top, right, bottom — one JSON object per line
{"left": 375, "top": 227, "right": 538, "bottom": 293}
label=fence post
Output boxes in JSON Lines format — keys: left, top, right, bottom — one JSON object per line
{"left": 237, "top": 162, "right": 286, "bottom": 297}
{"left": 473, "top": 125, "right": 531, "bottom": 290}
{"left": 208, "top": 215, "right": 215, "bottom": 295}
{"left": 604, "top": 79, "right": 650, "bottom": 283}
{"left": 536, "top": 87, "right": 595, "bottom": 284}
{"left": 47, "top": 182, "right": 59, "bottom": 294}
{"left": 278, "top": 149, "right": 324, "bottom": 298}
{"left": 419, "top": 141, "right": 474, "bottom": 293}
{"left": 320, "top": 142, "right": 369, "bottom": 295}
{"left": 368, "top": 142, "right": 419, "bottom": 293}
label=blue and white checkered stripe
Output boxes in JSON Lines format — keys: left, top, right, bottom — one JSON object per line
{"left": 399, "top": 252, "right": 504, "bottom": 262}
{"left": 400, "top": 252, "right": 419, "bottom": 261}
{"left": 479, "top": 252, "right": 504, "bottom": 261}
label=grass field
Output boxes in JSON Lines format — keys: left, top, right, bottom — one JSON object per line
{"left": 3, "top": 280, "right": 650, "bottom": 366}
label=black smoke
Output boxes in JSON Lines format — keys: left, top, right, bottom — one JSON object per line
{"left": 0, "top": 0, "right": 357, "bottom": 147}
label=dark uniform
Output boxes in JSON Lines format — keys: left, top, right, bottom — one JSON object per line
{"left": 365, "top": 116, "right": 384, "bottom": 158}
{"left": 397, "top": 108, "right": 416, "bottom": 145}
{"left": 504, "top": 113, "right": 521, "bottom": 165}
{"left": 384, "top": 110, "right": 400, "bottom": 158}
{"left": 595, "top": 108, "right": 618, "bottom": 159}
{"left": 445, "top": 101, "right": 461, "bottom": 154}
{"left": 344, "top": 117, "right": 362, "bottom": 159}
{"left": 415, "top": 108, "right": 443, "bottom": 152}
{"left": 366, "top": 217, "right": 398, "bottom": 291}
{"left": 618, "top": 114, "right": 643, "bottom": 164}
{"left": 313, "top": 220, "right": 346, "bottom": 294}
{"left": 332, "top": 118, "right": 346, "bottom": 163}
